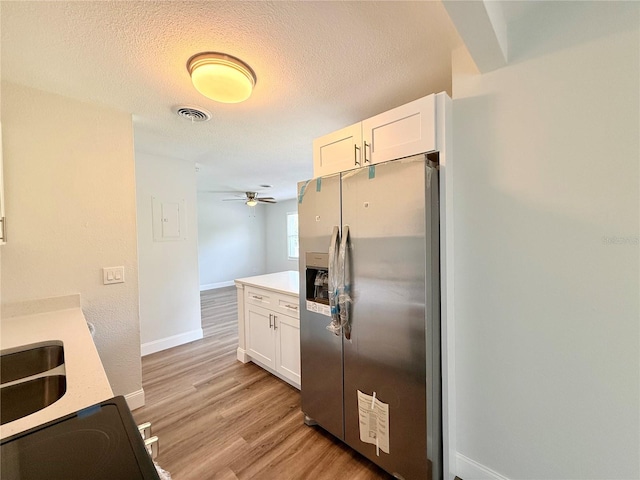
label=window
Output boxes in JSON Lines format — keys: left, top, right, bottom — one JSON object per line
{"left": 287, "top": 212, "right": 299, "bottom": 260}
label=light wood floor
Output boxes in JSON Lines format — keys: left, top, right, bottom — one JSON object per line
{"left": 133, "top": 287, "right": 392, "bottom": 480}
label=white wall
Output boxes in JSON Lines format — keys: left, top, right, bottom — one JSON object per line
{"left": 0, "top": 81, "right": 142, "bottom": 399}
{"left": 451, "top": 3, "right": 639, "bottom": 479}
{"left": 135, "top": 152, "right": 201, "bottom": 354}
{"left": 198, "top": 195, "right": 266, "bottom": 288}
{"left": 265, "top": 198, "right": 299, "bottom": 273}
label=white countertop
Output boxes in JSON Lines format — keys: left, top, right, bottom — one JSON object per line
{"left": 0, "top": 295, "right": 113, "bottom": 439}
{"left": 235, "top": 271, "right": 299, "bottom": 297}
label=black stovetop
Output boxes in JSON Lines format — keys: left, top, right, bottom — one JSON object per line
{"left": 1, "top": 396, "right": 160, "bottom": 480}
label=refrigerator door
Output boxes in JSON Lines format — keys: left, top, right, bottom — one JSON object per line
{"left": 297, "top": 174, "right": 344, "bottom": 440}
{"left": 341, "top": 155, "right": 440, "bottom": 480}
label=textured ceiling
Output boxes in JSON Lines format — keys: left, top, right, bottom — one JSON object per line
{"left": 1, "top": 1, "right": 462, "bottom": 200}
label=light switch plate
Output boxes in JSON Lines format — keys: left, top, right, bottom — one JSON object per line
{"left": 103, "top": 266, "right": 125, "bottom": 285}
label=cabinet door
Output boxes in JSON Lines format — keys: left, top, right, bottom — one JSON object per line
{"left": 246, "top": 304, "right": 275, "bottom": 368}
{"left": 362, "top": 94, "right": 436, "bottom": 165}
{"left": 312, "top": 122, "right": 362, "bottom": 177}
{"left": 274, "top": 312, "right": 301, "bottom": 386}
{"left": 0, "top": 122, "right": 5, "bottom": 244}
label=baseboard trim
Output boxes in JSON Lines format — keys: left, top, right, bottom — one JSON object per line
{"left": 456, "top": 453, "right": 510, "bottom": 480}
{"left": 200, "top": 281, "right": 235, "bottom": 291}
{"left": 141, "top": 328, "right": 204, "bottom": 356}
{"left": 125, "top": 389, "right": 146, "bottom": 411}
{"left": 237, "top": 347, "right": 249, "bottom": 363}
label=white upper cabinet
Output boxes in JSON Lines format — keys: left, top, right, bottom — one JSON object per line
{"left": 312, "top": 122, "right": 362, "bottom": 177}
{"left": 312, "top": 93, "right": 439, "bottom": 177}
{"left": 362, "top": 94, "right": 436, "bottom": 165}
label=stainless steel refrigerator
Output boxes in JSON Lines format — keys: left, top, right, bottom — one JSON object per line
{"left": 297, "top": 154, "right": 441, "bottom": 480}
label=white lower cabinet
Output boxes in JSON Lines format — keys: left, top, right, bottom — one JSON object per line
{"left": 274, "top": 312, "right": 301, "bottom": 385}
{"left": 246, "top": 305, "right": 276, "bottom": 368}
{"left": 236, "top": 279, "right": 301, "bottom": 389}
{"left": 246, "top": 303, "right": 301, "bottom": 387}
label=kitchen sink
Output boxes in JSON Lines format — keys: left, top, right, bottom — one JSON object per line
{"left": 0, "top": 343, "right": 67, "bottom": 425}
{"left": 1, "top": 375, "right": 67, "bottom": 425}
{"left": 1, "top": 344, "right": 64, "bottom": 384}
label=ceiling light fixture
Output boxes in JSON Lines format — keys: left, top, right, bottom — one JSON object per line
{"left": 246, "top": 199, "right": 258, "bottom": 207}
{"left": 187, "top": 52, "right": 257, "bottom": 104}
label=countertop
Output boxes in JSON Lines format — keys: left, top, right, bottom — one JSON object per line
{"left": 0, "top": 295, "right": 113, "bottom": 439}
{"left": 235, "top": 271, "right": 299, "bottom": 297}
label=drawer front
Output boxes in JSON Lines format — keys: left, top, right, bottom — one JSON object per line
{"left": 245, "top": 287, "right": 272, "bottom": 307}
{"left": 273, "top": 293, "right": 300, "bottom": 319}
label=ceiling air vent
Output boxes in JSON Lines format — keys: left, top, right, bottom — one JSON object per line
{"left": 173, "top": 105, "right": 212, "bottom": 123}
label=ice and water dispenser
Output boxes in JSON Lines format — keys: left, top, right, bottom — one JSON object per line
{"left": 305, "top": 252, "right": 331, "bottom": 316}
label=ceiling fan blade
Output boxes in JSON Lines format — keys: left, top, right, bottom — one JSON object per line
{"left": 215, "top": 189, "right": 275, "bottom": 204}
{"left": 205, "top": 190, "right": 246, "bottom": 194}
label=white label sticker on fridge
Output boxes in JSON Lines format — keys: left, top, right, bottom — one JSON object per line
{"left": 306, "top": 300, "right": 331, "bottom": 317}
{"left": 357, "top": 390, "right": 390, "bottom": 455}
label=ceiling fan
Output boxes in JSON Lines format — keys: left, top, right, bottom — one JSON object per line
{"left": 222, "top": 191, "right": 277, "bottom": 207}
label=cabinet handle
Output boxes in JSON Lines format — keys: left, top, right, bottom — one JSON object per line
{"left": 285, "top": 304, "right": 298, "bottom": 310}
{"left": 0, "top": 216, "right": 6, "bottom": 243}
{"left": 354, "top": 144, "right": 361, "bottom": 167}
{"left": 269, "top": 313, "right": 273, "bottom": 328}
{"left": 252, "top": 295, "right": 263, "bottom": 300}
{"left": 273, "top": 315, "right": 278, "bottom": 330}
{"left": 364, "top": 141, "right": 371, "bottom": 164}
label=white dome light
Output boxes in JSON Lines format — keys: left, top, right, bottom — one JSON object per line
{"left": 187, "top": 52, "right": 257, "bottom": 104}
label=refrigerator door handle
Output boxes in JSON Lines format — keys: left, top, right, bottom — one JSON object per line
{"left": 327, "top": 226, "right": 342, "bottom": 335}
{"left": 338, "top": 225, "right": 352, "bottom": 340}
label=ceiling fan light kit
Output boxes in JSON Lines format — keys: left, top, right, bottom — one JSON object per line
{"left": 187, "top": 52, "right": 257, "bottom": 104}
